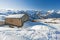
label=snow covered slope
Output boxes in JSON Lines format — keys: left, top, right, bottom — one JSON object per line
{"left": 0, "top": 21, "right": 59, "bottom": 40}
{"left": 0, "top": 10, "right": 60, "bottom": 40}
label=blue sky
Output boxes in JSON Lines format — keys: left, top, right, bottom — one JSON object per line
{"left": 0, "top": 0, "right": 60, "bottom": 10}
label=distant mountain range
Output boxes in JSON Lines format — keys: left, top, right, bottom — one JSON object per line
{"left": 0, "top": 10, "right": 60, "bottom": 20}
{"left": 46, "top": 12, "right": 60, "bottom": 18}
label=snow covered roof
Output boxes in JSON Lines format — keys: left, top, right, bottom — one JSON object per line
{"left": 5, "top": 14, "right": 25, "bottom": 18}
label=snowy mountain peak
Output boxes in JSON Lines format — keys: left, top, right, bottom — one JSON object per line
{"left": 47, "top": 10, "right": 54, "bottom": 13}
{"left": 57, "top": 11, "right": 60, "bottom": 14}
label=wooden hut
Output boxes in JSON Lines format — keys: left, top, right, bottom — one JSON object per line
{"left": 5, "top": 14, "right": 29, "bottom": 28}
{"left": 0, "top": 20, "right": 5, "bottom": 26}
